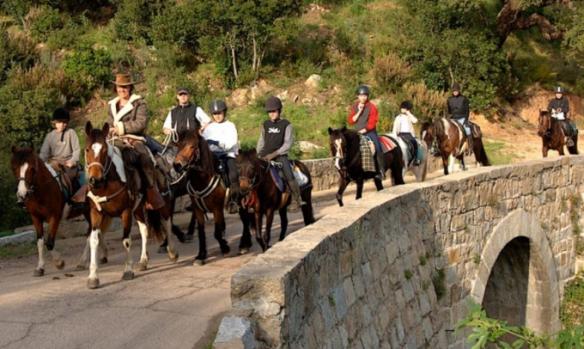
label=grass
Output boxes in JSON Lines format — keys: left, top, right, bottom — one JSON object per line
{"left": 483, "top": 139, "right": 516, "bottom": 165}
{"left": 0, "top": 242, "right": 36, "bottom": 259}
{"left": 0, "top": 230, "right": 14, "bottom": 238}
{"left": 560, "top": 272, "right": 584, "bottom": 328}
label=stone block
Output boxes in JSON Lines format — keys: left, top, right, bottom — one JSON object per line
{"left": 213, "top": 316, "right": 256, "bottom": 349}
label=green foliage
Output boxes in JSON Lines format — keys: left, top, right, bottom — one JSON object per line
{"left": 0, "top": 153, "right": 31, "bottom": 231}
{"left": 432, "top": 268, "right": 446, "bottom": 300}
{"left": 459, "top": 302, "right": 584, "bottom": 349}
{"left": 112, "top": 0, "right": 165, "bottom": 42}
{"left": 28, "top": 5, "right": 64, "bottom": 42}
{"left": 151, "top": 2, "right": 203, "bottom": 51}
{"left": 561, "top": 272, "right": 584, "bottom": 329}
{"left": 0, "top": 242, "right": 36, "bottom": 259}
{"left": 62, "top": 46, "right": 112, "bottom": 103}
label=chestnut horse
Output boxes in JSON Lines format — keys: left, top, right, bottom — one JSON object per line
{"left": 538, "top": 110, "right": 578, "bottom": 157}
{"left": 421, "top": 118, "right": 490, "bottom": 175}
{"left": 328, "top": 127, "right": 405, "bottom": 207}
{"left": 236, "top": 149, "right": 315, "bottom": 251}
{"left": 173, "top": 130, "right": 253, "bottom": 265}
{"left": 84, "top": 121, "right": 178, "bottom": 289}
{"left": 10, "top": 147, "right": 105, "bottom": 276}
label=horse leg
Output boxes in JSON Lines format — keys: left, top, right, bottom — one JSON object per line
{"left": 264, "top": 208, "right": 275, "bottom": 249}
{"left": 300, "top": 189, "right": 315, "bottom": 225}
{"left": 448, "top": 154, "right": 456, "bottom": 174}
{"left": 374, "top": 176, "right": 383, "bottom": 191}
{"left": 542, "top": 142, "right": 549, "bottom": 158}
{"left": 194, "top": 209, "right": 207, "bottom": 265}
{"left": 238, "top": 209, "right": 253, "bottom": 254}
{"left": 87, "top": 211, "right": 104, "bottom": 289}
{"left": 356, "top": 178, "right": 364, "bottom": 200}
{"left": 213, "top": 209, "right": 230, "bottom": 256}
{"left": 278, "top": 208, "right": 288, "bottom": 241}
{"left": 77, "top": 235, "right": 90, "bottom": 270}
{"left": 46, "top": 216, "right": 65, "bottom": 270}
{"left": 99, "top": 217, "right": 111, "bottom": 264}
{"left": 136, "top": 219, "right": 149, "bottom": 271}
{"left": 389, "top": 152, "right": 405, "bottom": 185}
{"left": 569, "top": 137, "right": 579, "bottom": 155}
{"left": 254, "top": 211, "right": 266, "bottom": 252}
{"left": 442, "top": 154, "right": 449, "bottom": 175}
{"left": 31, "top": 216, "right": 45, "bottom": 276}
{"left": 162, "top": 217, "right": 179, "bottom": 263}
{"left": 459, "top": 155, "right": 467, "bottom": 171}
{"left": 185, "top": 208, "right": 196, "bottom": 242}
{"left": 336, "top": 175, "right": 349, "bottom": 207}
{"left": 121, "top": 209, "right": 135, "bottom": 281}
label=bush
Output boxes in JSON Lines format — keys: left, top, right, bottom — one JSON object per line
{"left": 27, "top": 6, "right": 64, "bottom": 42}
{"left": 373, "top": 53, "right": 411, "bottom": 94}
{"left": 62, "top": 46, "right": 112, "bottom": 103}
{"left": 0, "top": 153, "right": 30, "bottom": 231}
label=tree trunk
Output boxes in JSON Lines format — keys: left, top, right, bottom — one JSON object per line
{"left": 230, "top": 43, "right": 238, "bottom": 81}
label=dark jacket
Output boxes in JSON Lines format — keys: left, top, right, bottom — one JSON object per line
{"left": 548, "top": 97, "right": 570, "bottom": 118}
{"left": 257, "top": 118, "right": 291, "bottom": 158}
{"left": 447, "top": 95, "right": 470, "bottom": 121}
{"left": 170, "top": 103, "right": 199, "bottom": 135}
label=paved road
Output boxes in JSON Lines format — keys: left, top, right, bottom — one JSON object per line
{"left": 0, "top": 182, "right": 387, "bottom": 349}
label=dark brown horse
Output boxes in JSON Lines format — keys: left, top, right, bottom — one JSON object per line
{"left": 327, "top": 127, "right": 405, "bottom": 207}
{"left": 84, "top": 121, "right": 178, "bottom": 289}
{"left": 421, "top": 118, "right": 490, "bottom": 175}
{"left": 173, "top": 130, "right": 253, "bottom": 265}
{"left": 236, "top": 149, "right": 315, "bottom": 251}
{"left": 538, "top": 110, "right": 578, "bottom": 157}
{"left": 10, "top": 147, "right": 98, "bottom": 276}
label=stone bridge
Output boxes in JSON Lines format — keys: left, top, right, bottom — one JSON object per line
{"left": 214, "top": 156, "right": 583, "bottom": 349}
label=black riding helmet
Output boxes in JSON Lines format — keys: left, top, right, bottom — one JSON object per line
{"left": 52, "top": 108, "right": 70, "bottom": 122}
{"left": 356, "top": 85, "right": 370, "bottom": 96}
{"left": 210, "top": 99, "right": 228, "bottom": 114}
{"left": 265, "top": 96, "right": 282, "bottom": 112}
{"left": 400, "top": 101, "right": 413, "bottom": 111}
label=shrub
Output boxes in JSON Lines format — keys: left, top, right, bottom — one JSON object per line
{"left": 27, "top": 6, "right": 64, "bottom": 42}
{"left": 62, "top": 46, "right": 112, "bottom": 103}
{"left": 400, "top": 81, "right": 448, "bottom": 122}
{"left": 373, "top": 53, "right": 411, "bottom": 93}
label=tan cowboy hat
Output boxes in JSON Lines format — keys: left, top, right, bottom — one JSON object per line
{"left": 111, "top": 73, "right": 138, "bottom": 86}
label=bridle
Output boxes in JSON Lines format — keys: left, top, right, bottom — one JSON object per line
{"left": 85, "top": 141, "right": 114, "bottom": 186}
{"left": 17, "top": 157, "right": 57, "bottom": 199}
{"left": 238, "top": 158, "right": 269, "bottom": 195}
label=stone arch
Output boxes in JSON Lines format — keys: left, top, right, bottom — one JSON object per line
{"left": 470, "top": 209, "right": 561, "bottom": 334}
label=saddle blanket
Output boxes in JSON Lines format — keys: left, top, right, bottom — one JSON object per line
{"left": 269, "top": 164, "right": 310, "bottom": 193}
{"left": 359, "top": 135, "right": 376, "bottom": 173}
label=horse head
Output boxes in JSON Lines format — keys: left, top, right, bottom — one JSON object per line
{"left": 236, "top": 148, "right": 264, "bottom": 194}
{"left": 11, "top": 146, "right": 38, "bottom": 202}
{"left": 420, "top": 121, "right": 436, "bottom": 148}
{"left": 174, "top": 130, "right": 202, "bottom": 172}
{"left": 328, "top": 126, "right": 349, "bottom": 171}
{"left": 84, "top": 121, "right": 111, "bottom": 188}
{"left": 538, "top": 110, "right": 551, "bottom": 137}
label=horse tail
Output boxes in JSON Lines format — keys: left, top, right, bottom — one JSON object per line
{"left": 146, "top": 210, "right": 165, "bottom": 242}
{"left": 473, "top": 137, "right": 491, "bottom": 166}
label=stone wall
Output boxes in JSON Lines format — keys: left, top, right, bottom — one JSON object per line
{"left": 217, "top": 156, "right": 583, "bottom": 348}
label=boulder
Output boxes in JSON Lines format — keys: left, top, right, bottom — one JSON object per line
{"left": 304, "top": 74, "right": 322, "bottom": 90}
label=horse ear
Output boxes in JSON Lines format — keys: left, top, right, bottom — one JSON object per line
{"left": 85, "top": 121, "right": 93, "bottom": 135}
{"left": 327, "top": 127, "right": 333, "bottom": 135}
{"left": 102, "top": 123, "right": 110, "bottom": 135}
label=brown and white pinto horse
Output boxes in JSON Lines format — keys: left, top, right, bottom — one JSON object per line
{"left": 421, "top": 118, "right": 490, "bottom": 175}
{"left": 236, "top": 149, "right": 315, "bottom": 251}
{"left": 538, "top": 110, "right": 578, "bottom": 157}
{"left": 10, "top": 147, "right": 97, "bottom": 276}
{"left": 84, "top": 121, "right": 178, "bottom": 289}
{"left": 174, "top": 130, "right": 253, "bottom": 265}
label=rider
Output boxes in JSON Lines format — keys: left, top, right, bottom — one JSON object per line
{"left": 257, "top": 96, "right": 304, "bottom": 211}
{"left": 107, "top": 73, "right": 165, "bottom": 210}
{"left": 547, "top": 86, "right": 578, "bottom": 146}
{"left": 392, "top": 101, "right": 419, "bottom": 166}
{"left": 39, "top": 107, "right": 81, "bottom": 198}
{"left": 347, "top": 85, "right": 384, "bottom": 179}
{"left": 202, "top": 99, "right": 240, "bottom": 214}
{"left": 163, "top": 87, "right": 210, "bottom": 140}
{"left": 447, "top": 82, "right": 473, "bottom": 151}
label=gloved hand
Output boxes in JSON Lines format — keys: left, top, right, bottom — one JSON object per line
{"left": 263, "top": 152, "right": 279, "bottom": 161}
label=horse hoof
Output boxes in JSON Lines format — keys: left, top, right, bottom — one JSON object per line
{"left": 33, "top": 268, "right": 44, "bottom": 277}
{"left": 168, "top": 251, "right": 179, "bottom": 263}
{"left": 184, "top": 234, "right": 194, "bottom": 242}
{"left": 100, "top": 257, "right": 108, "bottom": 264}
{"left": 239, "top": 248, "right": 249, "bottom": 255}
{"left": 193, "top": 259, "right": 205, "bottom": 266}
{"left": 87, "top": 278, "right": 100, "bottom": 289}
{"left": 75, "top": 264, "right": 86, "bottom": 271}
{"left": 221, "top": 245, "right": 230, "bottom": 256}
{"left": 55, "top": 260, "right": 65, "bottom": 270}
{"left": 122, "top": 271, "right": 134, "bottom": 280}
{"left": 137, "top": 262, "right": 148, "bottom": 272}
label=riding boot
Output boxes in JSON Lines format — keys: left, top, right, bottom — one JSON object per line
{"left": 375, "top": 150, "right": 385, "bottom": 179}
{"left": 288, "top": 181, "right": 304, "bottom": 212}
{"left": 145, "top": 186, "right": 165, "bottom": 211}
{"left": 466, "top": 136, "right": 474, "bottom": 155}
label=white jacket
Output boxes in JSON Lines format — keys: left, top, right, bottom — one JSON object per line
{"left": 392, "top": 112, "right": 418, "bottom": 135}
{"left": 202, "top": 120, "right": 239, "bottom": 158}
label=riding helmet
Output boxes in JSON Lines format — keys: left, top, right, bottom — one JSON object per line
{"left": 451, "top": 83, "right": 461, "bottom": 92}
{"left": 356, "top": 85, "right": 370, "bottom": 96}
{"left": 52, "top": 108, "right": 70, "bottom": 122}
{"left": 400, "top": 101, "right": 413, "bottom": 111}
{"left": 210, "top": 99, "right": 228, "bottom": 114}
{"left": 265, "top": 96, "right": 283, "bottom": 112}
{"left": 555, "top": 86, "right": 565, "bottom": 94}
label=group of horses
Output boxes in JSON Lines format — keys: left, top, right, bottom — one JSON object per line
{"left": 9, "top": 112, "right": 576, "bottom": 289}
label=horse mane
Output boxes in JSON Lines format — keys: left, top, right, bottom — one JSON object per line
{"left": 11, "top": 147, "right": 36, "bottom": 166}
{"left": 433, "top": 117, "right": 445, "bottom": 136}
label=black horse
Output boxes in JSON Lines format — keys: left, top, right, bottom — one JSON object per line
{"left": 328, "top": 127, "right": 405, "bottom": 207}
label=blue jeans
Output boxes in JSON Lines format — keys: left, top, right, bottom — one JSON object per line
{"left": 364, "top": 130, "right": 382, "bottom": 155}
{"left": 453, "top": 118, "right": 471, "bottom": 136}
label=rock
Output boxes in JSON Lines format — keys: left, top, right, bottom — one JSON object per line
{"left": 304, "top": 74, "right": 322, "bottom": 90}
{"left": 277, "top": 90, "right": 289, "bottom": 101}
{"left": 249, "top": 79, "right": 273, "bottom": 101}
{"left": 213, "top": 316, "right": 257, "bottom": 349}
{"left": 230, "top": 89, "right": 250, "bottom": 107}
{"left": 298, "top": 141, "right": 323, "bottom": 153}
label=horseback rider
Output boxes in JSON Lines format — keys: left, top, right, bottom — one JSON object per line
{"left": 202, "top": 99, "right": 240, "bottom": 214}
{"left": 392, "top": 101, "right": 420, "bottom": 166}
{"left": 347, "top": 85, "right": 384, "bottom": 179}
{"left": 163, "top": 87, "right": 210, "bottom": 140}
{"left": 39, "top": 107, "right": 81, "bottom": 199}
{"left": 447, "top": 83, "right": 473, "bottom": 151}
{"left": 106, "top": 73, "right": 165, "bottom": 210}
{"left": 547, "top": 86, "right": 578, "bottom": 146}
{"left": 257, "top": 96, "right": 305, "bottom": 211}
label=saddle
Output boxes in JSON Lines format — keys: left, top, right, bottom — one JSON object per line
{"left": 269, "top": 162, "right": 310, "bottom": 193}
{"left": 48, "top": 162, "right": 81, "bottom": 201}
